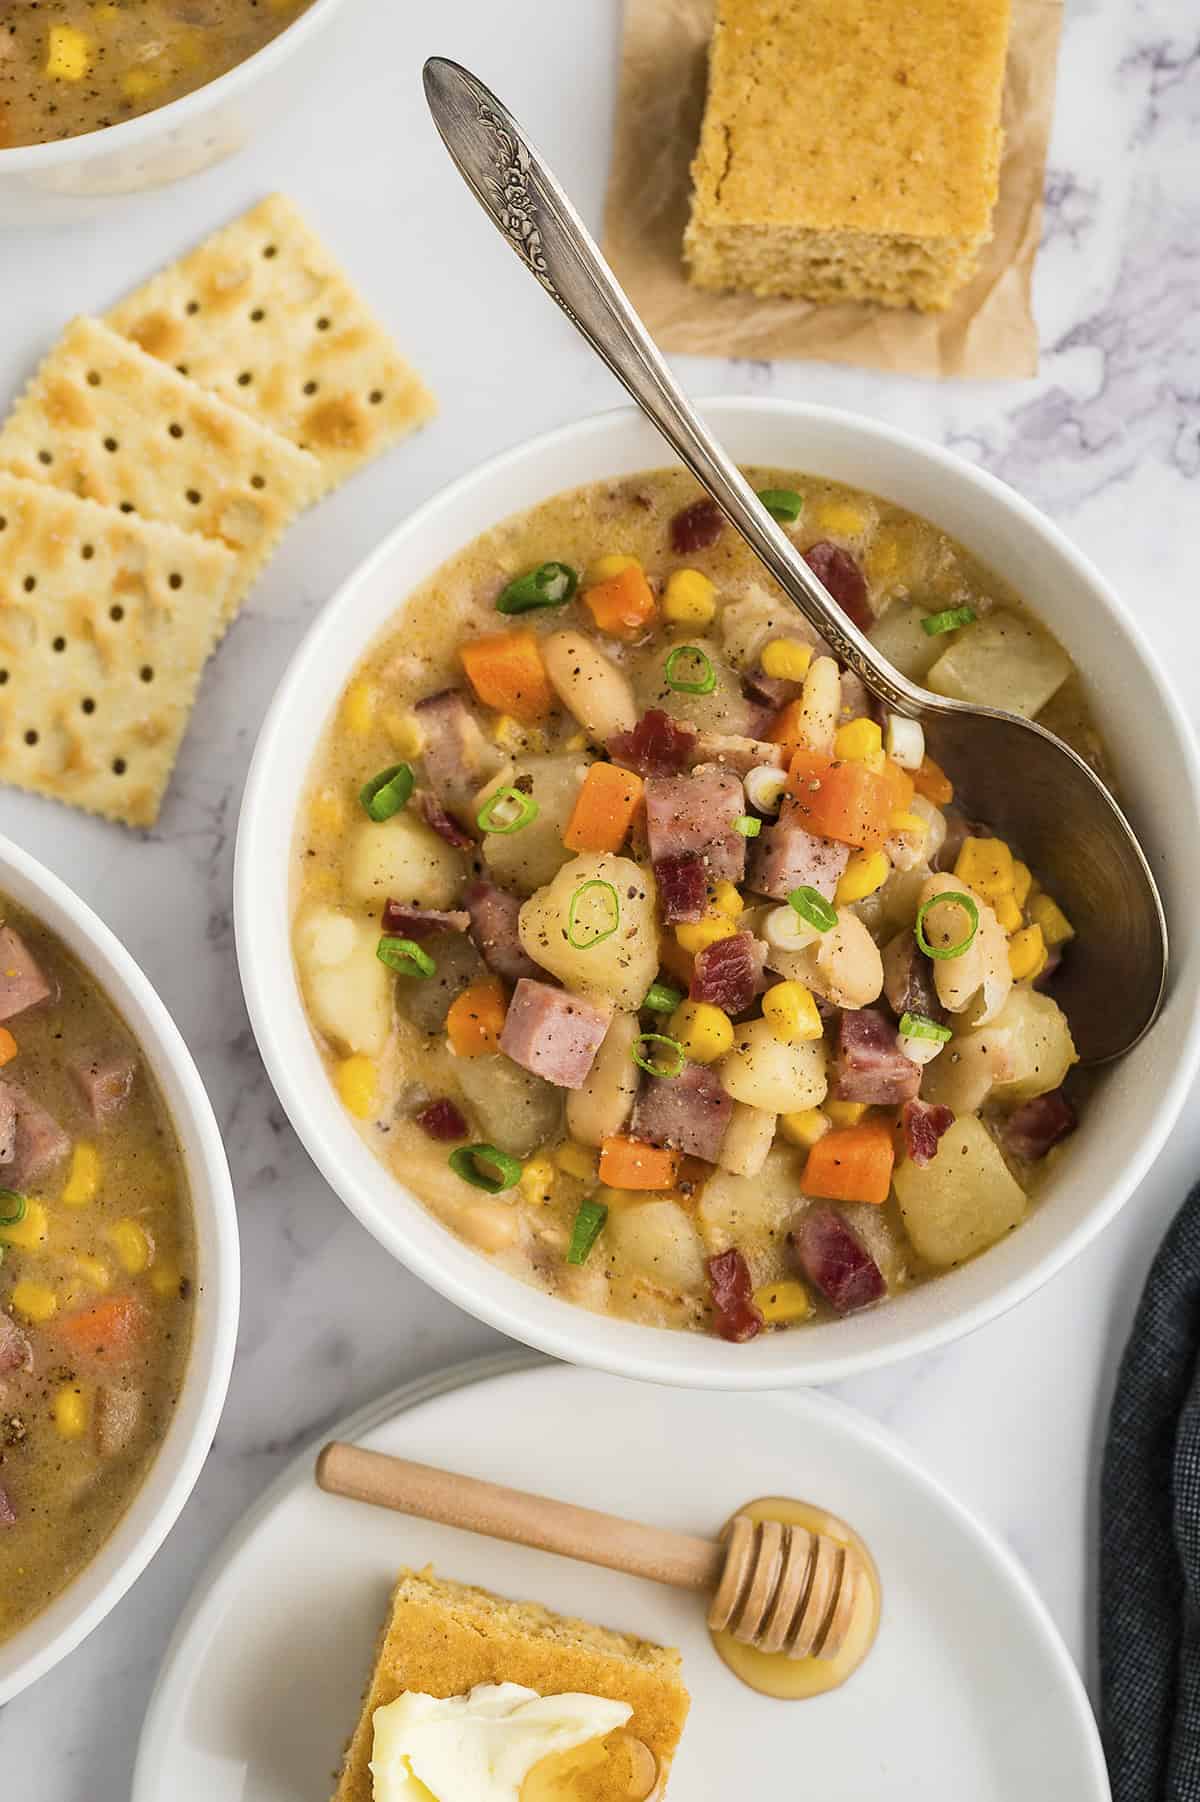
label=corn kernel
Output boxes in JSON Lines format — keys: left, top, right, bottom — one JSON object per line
{"left": 150, "top": 1262, "right": 183, "bottom": 1299}
{"left": 711, "top": 880, "right": 744, "bottom": 919}
{"left": 341, "top": 678, "right": 376, "bottom": 736}
{"left": 663, "top": 569, "right": 716, "bottom": 626}
{"left": 71, "top": 1254, "right": 111, "bottom": 1292}
{"left": 1011, "top": 860, "right": 1033, "bottom": 909}
{"left": 814, "top": 500, "right": 867, "bottom": 537}
{"left": 890, "top": 810, "right": 928, "bottom": 839}
{"left": 669, "top": 1000, "right": 734, "bottom": 1064}
{"left": 108, "top": 1218, "right": 152, "bottom": 1276}
{"left": 61, "top": 1142, "right": 100, "bottom": 1207}
{"left": 309, "top": 787, "right": 344, "bottom": 836}
{"left": 754, "top": 1279, "right": 813, "bottom": 1325}
{"left": 1009, "top": 925, "right": 1048, "bottom": 982}
{"left": 93, "top": 4, "right": 121, "bottom": 18}
{"left": 835, "top": 848, "right": 890, "bottom": 906}
{"left": 46, "top": 25, "right": 92, "bottom": 79}
{"left": 122, "top": 64, "right": 163, "bottom": 99}
{"left": 53, "top": 1384, "right": 90, "bottom": 1440}
{"left": 954, "top": 835, "right": 1015, "bottom": 902}
{"left": 335, "top": 1055, "right": 377, "bottom": 1119}
{"left": 564, "top": 731, "right": 588, "bottom": 752}
{"left": 10, "top": 1279, "right": 57, "bottom": 1324}
{"left": 0, "top": 1199, "right": 48, "bottom": 1250}
{"left": 555, "top": 1141, "right": 596, "bottom": 1181}
{"left": 382, "top": 711, "right": 423, "bottom": 758}
{"left": 675, "top": 914, "right": 737, "bottom": 955}
{"left": 994, "top": 892, "right": 1023, "bottom": 934}
{"left": 761, "top": 981, "right": 823, "bottom": 1045}
{"left": 833, "top": 717, "right": 883, "bottom": 764}
{"left": 519, "top": 1157, "right": 556, "bottom": 1204}
{"left": 866, "top": 533, "right": 900, "bottom": 583}
{"left": 780, "top": 1108, "right": 830, "bottom": 1149}
{"left": 585, "top": 554, "right": 639, "bottom": 586}
{"left": 825, "top": 1101, "right": 869, "bottom": 1128}
{"left": 492, "top": 714, "right": 546, "bottom": 756}
{"left": 1030, "top": 892, "right": 1074, "bottom": 946}
{"left": 760, "top": 638, "right": 814, "bottom": 682}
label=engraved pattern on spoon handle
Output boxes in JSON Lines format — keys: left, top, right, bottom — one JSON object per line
{"left": 422, "top": 56, "right": 924, "bottom": 716}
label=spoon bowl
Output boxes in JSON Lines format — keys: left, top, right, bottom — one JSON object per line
{"left": 423, "top": 55, "right": 1168, "bottom": 1063}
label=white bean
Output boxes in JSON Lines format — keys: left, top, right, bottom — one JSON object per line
{"left": 794, "top": 655, "right": 841, "bottom": 754}
{"left": 812, "top": 909, "right": 884, "bottom": 1009}
{"left": 717, "top": 1103, "right": 778, "bottom": 1177}
{"left": 542, "top": 631, "right": 638, "bottom": 744}
{"left": 460, "top": 1199, "right": 522, "bottom": 1252}
{"left": 566, "top": 1011, "right": 641, "bottom": 1146}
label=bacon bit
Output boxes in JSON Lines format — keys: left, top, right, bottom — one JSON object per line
{"left": 653, "top": 851, "right": 708, "bottom": 924}
{"left": 791, "top": 1208, "right": 886, "bottom": 1315}
{"left": 381, "top": 901, "right": 470, "bottom": 940}
{"left": 690, "top": 932, "right": 762, "bottom": 1015}
{"left": 415, "top": 1098, "right": 469, "bottom": 1142}
{"left": 670, "top": 498, "right": 724, "bottom": 554}
{"left": 1001, "top": 1090, "right": 1077, "bottom": 1162}
{"left": 803, "top": 542, "right": 871, "bottom": 632}
{"left": 608, "top": 709, "right": 698, "bottom": 778}
{"left": 707, "top": 1248, "right": 763, "bottom": 1342}
{"left": 418, "top": 791, "right": 475, "bottom": 850}
{"left": 901, "top": 1098, "right": 954, "bottom": 1168}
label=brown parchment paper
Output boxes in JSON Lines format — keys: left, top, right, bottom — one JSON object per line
{"left": 603, "top": 0, "right": 1063, "bottom": 380}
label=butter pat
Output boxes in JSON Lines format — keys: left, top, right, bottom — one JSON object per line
{"left": 371, "top": 1684, "right": 631, "bottom": 1802}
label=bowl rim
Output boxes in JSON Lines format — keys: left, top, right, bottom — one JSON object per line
{"left": 0, "top": 0, "right": 348, "bottom": 173}
{"left": 235, "top": 396, "right": 1200, "bottom": 1389}
{"left": 0, "top": 833, "right": 240, "bottom": 1704}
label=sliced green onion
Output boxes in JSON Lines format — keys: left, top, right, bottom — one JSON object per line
{"left": 496, "top": 561, "right": 579, "bottom": 614}
{"left": 0, "top": 1189, "right": 26, "bottom": 1228}
{"left": 477, "top": 785, "right": 540, "bottom": 835}
{"left": 734, "top": 813, "right": 762, "bottom": 838}
{"left": 567, "top": 879, "right": 621, "bottom": 950}
{"left": 632, "top": 1032, "right": 685, "bottom": 1079}
{"left": 376, "top": 936, "right": 436, "bottom": 978}
{"left": 899, "top": 1011, "right": 953, "bottom": 1043}
{"left": 788, "top": 885, "right": 838, "bottom": 933}
{"left": 664, "top": 644, "right": 717, "bottom": 695}
{"left": 758, "top": 488, "right": 804, "bottom": 523}
{"left": 916, "top": 890, "right": 980, "bottom": 961}
{"left": 643, "top": 980, "right": 684, "bottom": 1014}
{"left": 567, "top": 1197, "right": 609, "bottom": 1265}
{"left": 449, "top": 1144, "right": 523, "bottom": 1194}
{"left": 359, "top": 762, "right": 414, "bottom": 822}
{"left": 921, "top": 605, "right": 976, "bottom": 638}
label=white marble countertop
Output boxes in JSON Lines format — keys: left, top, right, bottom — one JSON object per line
{"left": 0, "top": 0, "right": 1195, "bottom": 1794}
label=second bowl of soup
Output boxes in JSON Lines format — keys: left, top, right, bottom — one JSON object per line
{"left": 236, "top": 400, "right": 1200, "bottom": 1388}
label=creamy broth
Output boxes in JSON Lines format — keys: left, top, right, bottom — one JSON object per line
{"left": 293, "top": 468, "right": 1099, "bottom": 1341}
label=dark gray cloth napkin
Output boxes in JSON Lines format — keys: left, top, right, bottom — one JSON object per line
{"left": 1101, "top": 1181, "right": 1200, "bottom": 1801}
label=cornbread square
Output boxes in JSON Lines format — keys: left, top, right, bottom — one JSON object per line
{"left": 685, "top": 0, "right": 1012, "bottom": 312}
{"left": 332, "top": 1570, "right": 690, "bottom": 1802}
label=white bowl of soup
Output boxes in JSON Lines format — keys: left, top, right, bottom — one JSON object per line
{"left": 235, "top": 399, "right": 1200, "bottom": 1389}
{"left": 0, "top": 836, "right": 239, "bottom": 1703}
{"left": 0, "top": 0, "right": 349, "bottom": 224}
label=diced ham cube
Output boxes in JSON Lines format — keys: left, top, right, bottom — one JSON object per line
{"left": 670, "top": 498, "right": 724, "bottom": 554}
{"left": 901, "top": 1097, "right": 954, "bottom": 1167}
{"left": 690, "top": 932, "right": 764, "bottom": 1016}
{"left": 1001, "top": 1090, "right": 1077, "bottom": 1161}
{"left": 791, "top": 1207, "right": 886, "bottom": 1315}
{"left": 418, "top": 791, "right": 475, "bottom": 851}
{"left": 631, "top": 1060, "right": 732, "bottom": 1163}
{"left": 95, "top": 1384, "right": 143, "bottom": 1458}
{"left": 0, "top": 1085, "right": 15, "bottom": 1164}
{"left": 706, "top": 1248, "right": 763, "bottom": 1342}
{"left": 498, "top": 980, "right": 611, "bottom": 1091}
{"left": 70, "top": 1048, "right": 138, "bottom": 1124}
{"left": 608, "top": 709, "right": 698, "bottom": 779}
{"left": 0, "top": 1483, "right": 14, "bottom": 1527}
{"left": 0, "top": 1314, "right": 32, "bottom": 1376}
{"left": 653, "top": 852, "right": 708, "bottom": 925}
{"left": 0, "top": 926, "right": 51, "bottom": 1022}
{"left": 0, "top": 1082, "right": 70, "bottom": 1186}
{"left": 881, "top": 929, "right": 945, "bottom": 1023}
{"left": 803, "top": 542, "right": 871, "bottom": 633}
{"left": 413, "top": 689, "right": 498, "bottom": 816}
{"left": 747, "top": 801, "right": 850, "bottom": 901}
{"left": 464, "top": 881, "right": 540, "bottom": 983}
{"left": 834, "top": 1009, "right": 921, "bottom": 1105}
{"left": 644, "top": 769, "right": 744, "bottom": 866}
{"left": 743, "top": 669, "right": 799, "bottom": 712}
{"left": 381, "top": 901, "right": 470, "bottom": 940}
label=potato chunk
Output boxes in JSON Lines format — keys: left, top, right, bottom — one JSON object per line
{"left": 482, "top": 755, "right": 587, "bottom": 896}
{"left": 453, "top": 1055, "right": 563, "bottom": 1158}
{"left": 344, "top": 814, "right": 464, "bottom": 909}
{"left": 927, "top": 610, "right": 1072, "bottom": 720}
{"left": 894, "top": 1115, "right": 1027, "bottom": 1267}
{"left": 519, "top": 853, "right": 658, "bottom": 1012}
{"left": 606, "top": 1200, "right": 707, "bottom": 1297}
{"left": 987, "top": 988, "right": 1078, "bottom": 1101}
{"left": 566, "top": 1011, "right": 641, "bottom": 1146}
{"left": 718, "top": 1018, "right": 827, "bottom": 1114}
{"left": 294, "top": 906, "right": 391, "bottom": 1057}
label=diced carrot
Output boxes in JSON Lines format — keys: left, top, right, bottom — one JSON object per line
{"left": 56, "top": 1295, "right": 146, "bottom": 1362}
{"left": 801, "top": 1121, "right": 895, "bottom": 1206}
{"left": 583, "top": 565, "right": 656, "bottom": 640}
{"left": 460, "top": 629, "right": 554, "bottom": 723}
{"left": 598, "top": 1136, "right": 681, "bottom": 1191}
{"left": 914, "top": 754, "right": 954, "bottom": 806}
{"left": 0, "top": 1028, "right": 17, "bottom": 1066}
{"left": 562, "top": 763, "right": 644, "bottom": 854}
{"left": 787, "top": 749, "right": 896, "bottom": 850}
{"left": 446, "top": 979, "right": 508, "bottom": 1057}
{"left": 766, "top": 699, "right": 808, "bottom": 751}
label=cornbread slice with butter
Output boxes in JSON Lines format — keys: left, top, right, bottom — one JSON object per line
{"left": 684, "top": 0, "right": 1012, "bottom": 312}
{"left": 333, "top": 1569, "right": 690, "bottom": 1802}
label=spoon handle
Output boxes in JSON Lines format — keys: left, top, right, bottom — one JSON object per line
{"left": 422, "top": 56, "right": 924, "bottom": 717}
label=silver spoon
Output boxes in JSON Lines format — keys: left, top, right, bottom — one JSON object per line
{"left": 423, "top": 57, "right": 1167, "bottom": 1063}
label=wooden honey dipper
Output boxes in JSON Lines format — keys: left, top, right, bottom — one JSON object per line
{"left": 317, "top": 1441, "right": 870, "bottom": 1664}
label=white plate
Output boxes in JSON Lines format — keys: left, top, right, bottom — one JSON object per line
{"left": 133, "top": 1355, "right": 1109, "bottom": 1802}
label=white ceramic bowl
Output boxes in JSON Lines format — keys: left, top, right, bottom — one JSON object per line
{"left": 0, "top": 0, "right": 349, "bottom": 226}
{"left": 235, "top": 398, "right": 1200, "bottom": 1389}
{"left": 0, "top": 836, "right": 240, "bottom": 1704}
